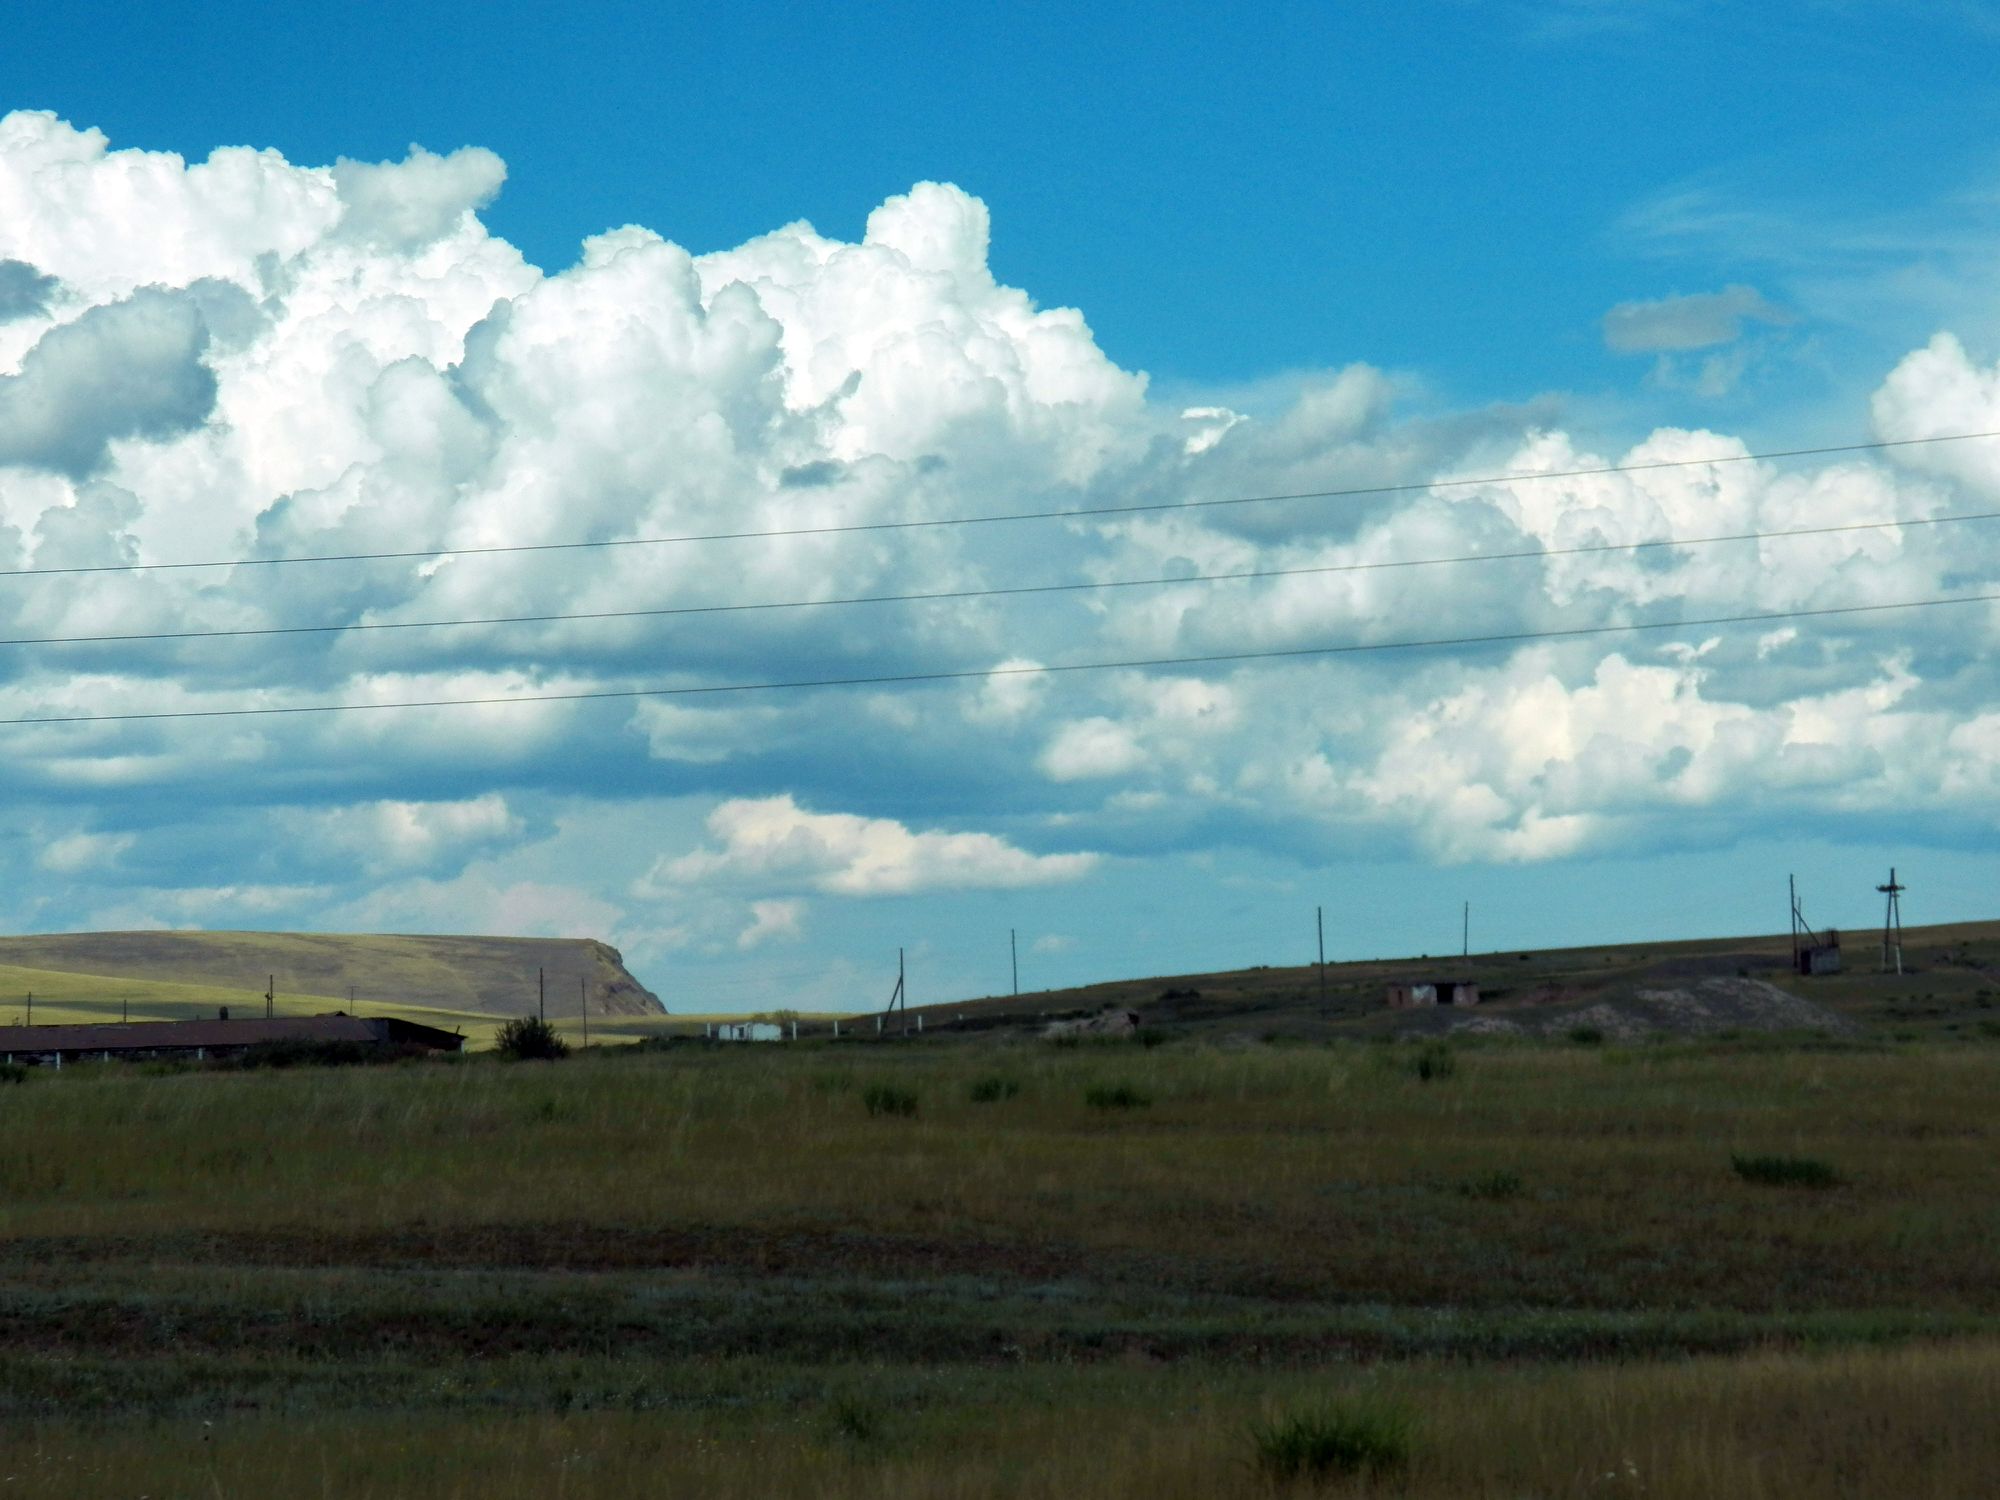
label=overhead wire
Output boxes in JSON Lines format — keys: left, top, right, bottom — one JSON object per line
{"left": 0, "top": 428, "right": 1995, "bottom": 580}
{"left": 2, "top": 508, "right": 1994, "bottom": 650}
{"left": 4, "top": 587, "right": 1992, "bottom": 727}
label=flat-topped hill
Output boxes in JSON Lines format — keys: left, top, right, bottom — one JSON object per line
{"left": 0, "top": 931, "right": 663, "bottom": 1019}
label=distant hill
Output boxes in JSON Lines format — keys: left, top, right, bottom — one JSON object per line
{"left": 0, "top": 932, "right": 663, "bottom": 1019}
{"left": 892, "top": 918, "right": 2000, "bottom": 1044}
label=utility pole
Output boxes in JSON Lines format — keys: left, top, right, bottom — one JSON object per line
{"left": 265, "top": 974, "right": 274, "bottom": 1021}
{"left": 1316, "top": 906, "right": 1326, "bottom": 1009}
{"left": 25, "top": 992, "right": 30, "bottom": 1026}
{"left": 1462, "top": 901, "right": 1470, "bottom": 963}
{"left": 538, "top": 967, "right": 546, "bottom": 1023}
{"left": 1877, "top": 868, "right": 1906, "bottom": 975}
{"left": 883, "top": 949, "right": 905, "bottom": 1022}
{"left": 580, "top": 975, "right": 589, "bottom": 1050}
{"left": 1010, "top": 928, "right": 1019, "bottom": 997}
{"left": 1789, "top": 873, "right": 1800, "bottom": 971}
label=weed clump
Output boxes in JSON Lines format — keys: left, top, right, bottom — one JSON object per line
{"left": 1085, "top": 1083, "right": 1150, "bottom": 1109}
{"left": 1732, "top": 1153, "right": 1841, "bottom": 1189}
{"left": 1409, "top": 1042, "right": 1457, "bottom": 1082}
{"left": 1457, "top": 1169, "right": 1524, "bottom": 1201}
{"left": 494, "top": 1016, "right": 570, "bottom": 1062}
{"left": 1250, "top": 1399, "right": 1414, "bottom": 1482}
{"left": 862, "top": 1083, "right": 918, "bottom": 1118}
{"left": 1567, "top": 1025, "right": 1606, "bottom": 1047}
{"left": 0, "top": 1062, "right": 26, "bottom": 1085}
{"left": 968, "top": 1076, "right": 1020, "bottom": 1103}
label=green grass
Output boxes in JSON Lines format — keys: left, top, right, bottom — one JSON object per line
{"left": 1083, "top": 1082, "right": 1150, "bottom": 1108}
{"left": 1250, "top": 1398, "right": 1415, "bottom": 1480}
{"left": 1731, "top": 1152, "right": 1843, "bottom": 1189}
{"left": 0, "top": 1040, "right": 1992, "bottom": 1494}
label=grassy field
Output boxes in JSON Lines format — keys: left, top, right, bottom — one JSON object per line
{"left": 0, "top": 1030, "right": 1993, "bottom": 1495}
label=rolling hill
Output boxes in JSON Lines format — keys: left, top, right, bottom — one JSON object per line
{"left": 0, "top": 932, "right": 663, "bottom": 1020}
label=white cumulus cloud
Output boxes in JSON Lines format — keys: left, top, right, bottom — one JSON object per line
{"left": 653, "top": 795, "right": 1098, "bottom": 896}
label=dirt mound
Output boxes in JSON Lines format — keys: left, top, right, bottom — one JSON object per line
{"left": 1445, "top": 976, "right": 1852, "bottom": 1041}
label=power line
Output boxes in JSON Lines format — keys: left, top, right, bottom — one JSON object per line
{"left": 3, "top": 508, "right": 1993, "bottom": 651}
{"left": 4, "top": 587, "right": 1990, "bottom": 727}
{"left": 2, "top": 430, "right": 1995, "bottom": 580}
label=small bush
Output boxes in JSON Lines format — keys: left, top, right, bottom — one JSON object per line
{"left": 829, "top": 1397, "right": 885, "bottom": 1446}
{"left": 494, "top": 1015, "right": 570, "bottom": 1062}
{"left": 1457, "top": 1169, "right": 1524, "bottom": 1201}
{"left": 1409, "top": 1042, "right": 1457, "bottom": 1082}
{"left": 1731, "top": 1153, "right": 1841, "bottom": 1189}
{"left": 968, "top": 1076, "right": 1020, "bottom": 1103}
{"left": 1085, "top": 1083, "right": 1150, "bottom": 1109}
{"left": 1250, "top": 1400, "right": 1414, "bottom": 1481}
{"left": 1567, "top": 1025, "right": 1605, "bottom": 1047}
{"left": 0, "top": 1062, "right": 26, "bottom": 1085}
{"left": 862, "top": 1083, "right": 918, "bottom": 1118}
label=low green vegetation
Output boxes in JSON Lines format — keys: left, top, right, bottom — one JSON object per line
{"left": 862, "top": 1081, "right": 918, "bottom": 1117}
{"left": 494, "top": 1015, "right": 571, "bottom": 1062}
{"left": 1083, "top": 1081, "right": 1150, "bottom": 1108}
{"left": 1731, "top": 1152, "right": 1843, "bottom": 1189}
{"left": 0, "top": 1037, "right": 1990, "bottom": 1496}
{"left": 1249, "top": 1397, "right": 1416, "bottom": 1481}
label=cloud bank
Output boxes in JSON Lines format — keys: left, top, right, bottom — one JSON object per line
{"left": 1, "top": 110, "right": 1996, "bottom": 996}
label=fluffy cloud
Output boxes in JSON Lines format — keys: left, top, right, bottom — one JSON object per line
{"left": 0, "top": 109, "right": 1996, "bottom": 986}
{"left": 654, "top": 795, "right": 1099, "bottom": 896}
{"left": 0, "top": 259, "right": 58, "bottom": 323}
{"left": 0, "top": 288, "right": 217, "bottom": 475}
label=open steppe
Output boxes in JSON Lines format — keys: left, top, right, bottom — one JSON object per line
{"left": 0, "top": 973, "right": 1993, "bottom": 1496}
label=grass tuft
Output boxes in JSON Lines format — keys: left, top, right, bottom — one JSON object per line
{"left": 1409, "top": 1042, "right": 1457, "bottom": 1082}
{"left": 1567, "top": 1025, "right": 1606, "bottom": 1046}
{"left": 862, "top": 1083, "right": 918, "bottom": 1118}
{"left": 1457, "top": 1169, "right": 1524, "bottom": 1201}
{"left": 1250, "top": 1399, "right": 1415, "bottom": 1481}
{"left": 968, "top": 1076, "right": 1021, "bottom": 1103}
{"left": 1084, "top": 1083, "right": 1150, "bottom": 1109}
{"left": 1732, "top": 1153, "right": 1842, "bottom": 1189}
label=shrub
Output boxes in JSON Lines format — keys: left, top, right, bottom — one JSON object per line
{"left": 1457, "top": 1169, "right": 1524, "bottom": 1201}
{"left": 862, "top": 1083, "right": 917, "bottom": 1118}
{"left": 968, "top": 1076, "right": 1020, "bottom": 1103}
{"left": 1085, "top": 1083, "right": 1150, "bottom": 1109}
{"left": 1731, "top": 1153, "right": 1841, "bottom": 1189}
{"left": 1250, "top": 1400, "right": 1414, "bottom": 1482}
{"left": 1567, "top": 1025, "right": 1605, "bottom": 1047}
{"left": 0, "top": 1062, "right": 25, "bottom": 1085}
{"left": 494, "top": 1016, "right": 570, "bottom": 1062}
{"left": 1409, "top": 1042, "right": 1457, "bottom": 1081}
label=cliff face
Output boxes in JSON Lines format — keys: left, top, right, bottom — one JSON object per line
{"left": 0, "top": 932, "right": 665, "bottom": 1018}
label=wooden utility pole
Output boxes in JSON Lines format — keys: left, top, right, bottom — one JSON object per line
{"left": 1789, "top": 873, "right": 1799, "bottom": 970}
{"left": 1011, "top": 929, "right": 1019, "bottom": 996}
{"left": 883, "top": 949, "right": 905, "bottom": 1022}
{"left": 1877, "top": 868, "right": 1906, "bottom": 975}
{"left": 538, "top": 967, "right": 545, "bottom": 1023}
{"left": 1316, "top": 906, "right": 1326, "bottom": 1008}
{"left": 265, "top": 974, "right": 274, "bottom": 1020}
{"left": 1462, "top": 901, "right": 1470, "bottom": 963}
{"left": 580, "top": 975, "right": 588, "bottom": 1050}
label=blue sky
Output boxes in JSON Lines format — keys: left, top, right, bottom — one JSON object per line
{"left": 0, "top": 2, "right": 1997, "bottom": 1009}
